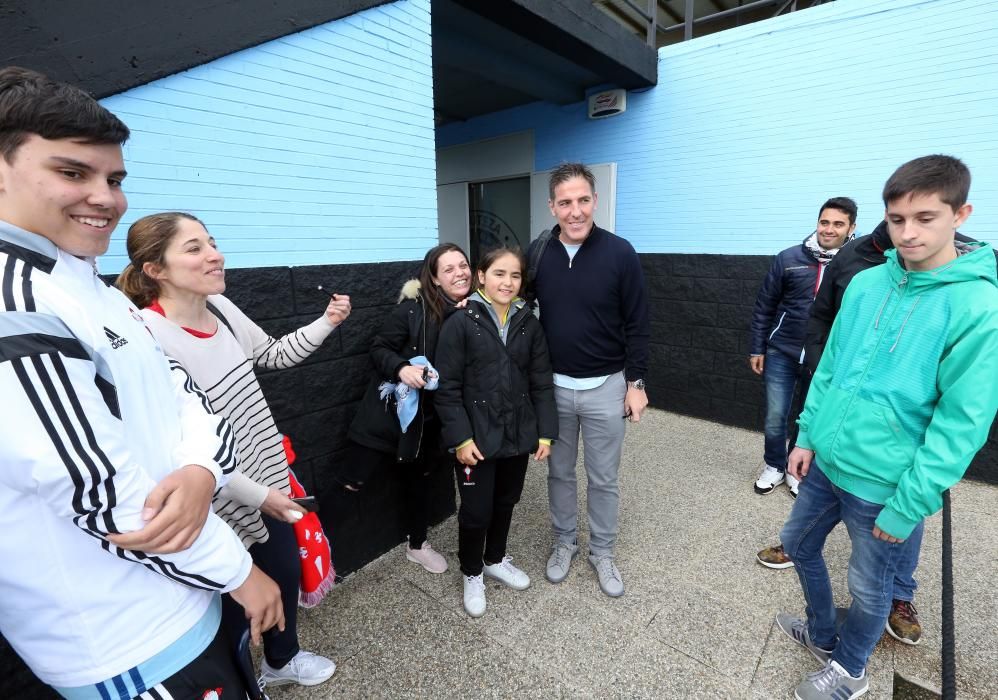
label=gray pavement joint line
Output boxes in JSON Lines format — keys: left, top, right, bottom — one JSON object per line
{"left": 648, "top": 633, "right": 744, "bottom": 683}
{"left": 476, "top": 622, "right": 585, "bottom": 693}
{"left": 749, "top": 618, "right": 779, "bottom": 688}
{"left": 398, "top": 569, "right": 449, "bottom": 602}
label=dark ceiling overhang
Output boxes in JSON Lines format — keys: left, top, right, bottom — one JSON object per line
{"left": 433, "top": 0, "right": 657, "bottom": 124}
{"left": 0, "top": 0, "right": 391, "bottom": 98}
{"left": 1, "top": 0, "right": 657, "bottom": 125}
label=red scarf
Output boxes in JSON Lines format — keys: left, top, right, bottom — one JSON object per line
{"left": 283, "top": 436, "right": 335, "bottom": 607}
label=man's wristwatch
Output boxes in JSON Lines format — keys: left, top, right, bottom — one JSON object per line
{"left": 628, "top": 379, "right": 646, "bottom": 391}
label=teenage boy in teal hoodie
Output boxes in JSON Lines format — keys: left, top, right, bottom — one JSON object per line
{"left": 775, "top": 155, "right": 998, "bottom": 700}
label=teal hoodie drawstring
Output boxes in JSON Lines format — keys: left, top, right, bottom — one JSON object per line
{"left": 873, "top": 279, "right": 922, "bottom": 352}
{"left": 874, "top": 288, "right": 893, "bottom": 329}
{"left": 889, "top": 296, "right": 922, "bottom": 353}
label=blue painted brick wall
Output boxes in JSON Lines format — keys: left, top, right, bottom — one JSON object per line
{"left": 437, "top": 0, "right": 998, "bottom": 255}
{"left": 100, "top": 0, "right": 436, "bottom": 272}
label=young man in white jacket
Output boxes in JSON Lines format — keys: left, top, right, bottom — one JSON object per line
{"left": 0, "top": 66, "right": 283, "bottom": 699}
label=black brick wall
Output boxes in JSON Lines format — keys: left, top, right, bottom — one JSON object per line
{"left": 641, "top": 253, "right": 997, "bottom": 485}
{"left": 643, "top": 253, "right": 769, "bottom": 430}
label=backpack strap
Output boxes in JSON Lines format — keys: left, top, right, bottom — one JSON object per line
{"left": 206, "top": 300, "right": 234, "bottom": 336}
{"left": 526, "top": 228, "right": 554, "bottom": 301}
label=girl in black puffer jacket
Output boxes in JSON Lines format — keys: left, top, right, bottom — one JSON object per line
{"left": 435, "top": 247, "right": 557, "bottom": 618}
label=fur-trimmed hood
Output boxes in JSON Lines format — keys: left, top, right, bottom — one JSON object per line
{"left": 398, "top": 279, "right": 421, "bottom": 303}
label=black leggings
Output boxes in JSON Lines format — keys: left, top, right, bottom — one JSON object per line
{"left": 455, "top": 454, "right": 529, "bottom": 577}
{"left": 222, "top": 514, "right": 301, "bottom": 669}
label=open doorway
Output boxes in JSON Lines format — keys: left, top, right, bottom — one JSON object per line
{"left": 468, "top": 176, "right": 531, "bottom": 263}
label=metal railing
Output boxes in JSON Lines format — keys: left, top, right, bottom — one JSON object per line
{"left": 597, "top": 0, "right": 834, "bottom": 46}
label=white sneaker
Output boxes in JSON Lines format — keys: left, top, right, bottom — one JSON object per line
{"left": 786, "top": 472, "right": 800, "bottom": 498}
{"left": 754, "top": 465, "right": 786, "bottom": 495}
{"left": 463, "top": 574, "right": 487, "bottom": 617}
{"left": 483, "top": 555, "right": 531, "bottom": 590}
{"left": 259, "top": 650, "right": 336, "bottom": 688}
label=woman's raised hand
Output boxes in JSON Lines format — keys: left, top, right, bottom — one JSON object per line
{"left": 324, "top": 293, "right": 352, "bottom": 327}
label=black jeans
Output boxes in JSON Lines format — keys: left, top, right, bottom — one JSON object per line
{"left": 342, "top": 437, "right": 446, "bottom": 548}
{"left": 222, "top": 514, "right": 301, "bottom": 669}
{"left": 455, "top": 454, "right": 529, "bottom": 576}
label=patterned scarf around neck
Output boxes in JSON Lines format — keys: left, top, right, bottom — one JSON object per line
{"left": 804, "top": 231, "right": 853, "bottom": 265}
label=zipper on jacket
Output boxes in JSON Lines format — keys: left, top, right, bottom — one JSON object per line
{"left": 471, "top": 305, "right": 529, "bottom": 452}
{"left": 768, "top": 311, "right": 787, "bottom": 341}
{"left": 413, "top": 298, "right": 428, "bottom": 460}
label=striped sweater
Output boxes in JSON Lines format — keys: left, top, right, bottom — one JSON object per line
{"left": 0, "top": 221, "right": 251, "bottom": 688}
{"left": 142, "top": 294, "right": 335, "bottom": 547}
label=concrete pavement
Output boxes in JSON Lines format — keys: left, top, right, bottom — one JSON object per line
{"left": 266, "top": 409, "right": 998, "bottom": 699}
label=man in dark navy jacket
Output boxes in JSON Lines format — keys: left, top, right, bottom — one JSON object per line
{"left": 528, "top": 163, "right": 650, "bottom": 598}
{"left": 748, "top": 198, "right": 856, "bottom": 496}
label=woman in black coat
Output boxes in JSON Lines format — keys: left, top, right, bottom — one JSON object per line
{"left": 345, "top": 243, "right": 472, "bottom": 574}
{"left": 434, "top": 247, "right": 557, "bottom": 618}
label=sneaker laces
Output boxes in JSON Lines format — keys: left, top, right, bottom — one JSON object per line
{"left": 289, "top": 651, "right": 322, "bottom": 673}
{"left": 465, "top": 574, "right": 484, "bottom": 592}
{"left": 263, "top": 651, "right": 324, "bottom": 681}
{"left": 256, "top": 676, "right": 274, "bottom": 699}
{"left": 893, "top": 599, "right": 918, "bottom": 621}
{"left": 787, "top": 617, "right": 812, "bottom": 648}
{"left": 592, "top": 555, "right": 621, "bottom": 582}
{"left": 551, "top": 544, "right": 571, "bottom": 569}
{"left": 806, "top": 661, "right": 851, "bottom": 691}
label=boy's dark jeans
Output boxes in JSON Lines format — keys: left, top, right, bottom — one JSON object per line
{"left": 780, "top": 461, "right": 922, "bottom": 677}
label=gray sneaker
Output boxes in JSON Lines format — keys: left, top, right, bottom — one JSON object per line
{"left": 588, "top": 553, "right": 624, "bottom": 597}
{"left": 546, "top": 541, "right": 578, "bottom": 583}
{"left": 776, "top": 612, "right": 833, "bottom": 665}
{"left": 794, "top": 660, "right": 869, "bottom": 700}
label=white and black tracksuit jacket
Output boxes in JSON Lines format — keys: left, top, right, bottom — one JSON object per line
{"left": 0, "top": 221, "right": 252, "bottom": 689}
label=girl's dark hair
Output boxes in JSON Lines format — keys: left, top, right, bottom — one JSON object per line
{"left": 0, "top": 66, "right": 129, "bottom": 162}
{"left": 116, "top": 212, "right": 206, "bottom": 308}
{"left": 474, "top": 246, "right": 528, "bottom": 295}
{"left": 418, "top": 243, "right": 469, "bottom": 325}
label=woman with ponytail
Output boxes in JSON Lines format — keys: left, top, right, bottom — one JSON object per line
{"left": 117, "top": 212, "right": 346, "bottom": 689}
